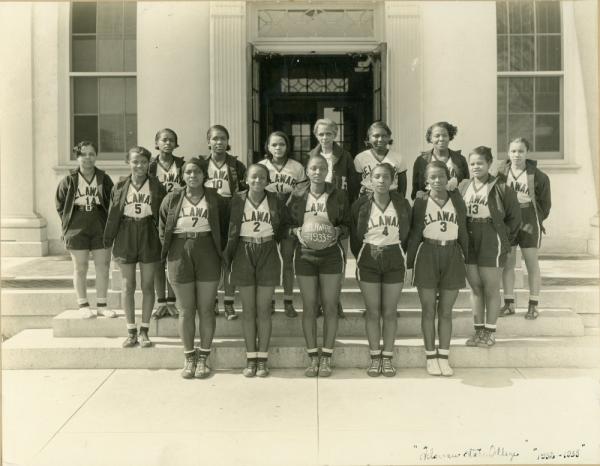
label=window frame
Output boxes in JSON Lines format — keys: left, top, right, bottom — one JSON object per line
{"left": 496, "top": 0, "right": 564, "bottom": 161}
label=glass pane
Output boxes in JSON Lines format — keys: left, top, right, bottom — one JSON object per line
{"left": 293, "top": 136, "right": 301, "bottom": 151}
{"left": 124, "top": 1, "right": 137, "bottom": 35}
{"left": 125, "top": 114, "right": 137, "bottom": 151}
{"left": 99, "top": 78, "right": 125, "bottom": 114}
{"left": 497, "top": 114, "right": 508, "bottom": 154}
{"left": 72, "top": 2, "right": 97, "bottom": 34}
{"left": 535, "top": 114, "right": 560, "bottom": 152}
{"left": 497, "top": 77, "right": 508, "bottom": 114}
{"left": 535, "top": 77, "right": 560, "bottom": 113}
{"left": 73, "top": 78, "right": 98, "bottom": 114}
{"left": 509, "top": 36, "right": 535, "bottom": 71}
{"left": 508, "top": 114, "right": 534, "bottom": 145}
{"left": 73, "top": 115, "right": 98, "bottom": 152}
{"left": 97, "top": 2, "right": 123, "bottom": 35}
{"left": 508, "top": 0, "right": 534, "bottom": 33}
{"left": 72, "top": 36, "right": 96, "bottom": 72}
{"left": 508, "top": 77, "right": 533, "bottom": 113}
{"left": 125, "top": 78, "right": 137, "bottom": 114}
{"left": 308, "top": 79, "right": 326, "bottom": 93}
{"left": 99, "top": 114, "right": 125, "bottom": 153}
{"left": 301, "top": 136, "right": 310, "bottom": 151}
{"left": 537, "top": 35, "right": 561, "bottom": 71}
{"left": 536, "top": 1, "right": 561, "bottom": 33}
{"left": 98, "top": 38, "right": 124, "bottom": 71}
{"left": 497, "top": 35, "right": 509, "bottom": 72}
{"left": 124, "top": 37, "right": 136, "bottom": 71}
{"left": 496, "top": 1, "right": 508, "bottom": 34}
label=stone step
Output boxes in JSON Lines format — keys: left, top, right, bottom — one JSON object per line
{"left": 3, "top": 329, "right": 599, "bottom": 369}
{"left": 52, "top": 308, "right": 585, "bottom": 338}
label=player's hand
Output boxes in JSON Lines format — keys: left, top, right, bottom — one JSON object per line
{"left": 294, "top": 227, "right": 308, "bottom": 247}
{"left": 324, "top": 227, "right": 342, "bottom": 249}
{"left": 447, "top": 177, "right": 458, "bottom": 191}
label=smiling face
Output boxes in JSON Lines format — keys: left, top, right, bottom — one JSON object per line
{"left": 426, "top": 166, "right": 449, "bottom": 193}
{"left": 370, "top": 165, "right": 393, "bottom": 194}
{"left": 469, "top": 153, "right": 491, "bottom": 179}
{"left": 508, "top": 141, "right": 528, "bottom": 167}
{"left": 183, "top": 162, "right": 205, "bottom": 189}
{"left": 128, "top": 151, "right": 150, "bottom": 177}
{"left": 430, "top": 125, "right": 450, "bottom": 152}
{"left": 77, "top": 144, "right": 97, "bottom": 171}
{"left": 368, "top": 127, "right": 391, "bottom": 153}
{"left": 316, "top": 124, "right": 336, "bottom": 150}
{"left": 208, "top": 129, "right": 229, "bottom": 156}
{"left": 156, "top": 131, "right": 177, "bottom": 155}
{"left": 247, "top": 165, "right": 268, "bottom": 194}
{"left": 268, "top": 135, "right": 287, "bottom": 161}
{"left": 306, "top": 157, "right": 328, "bottom": 184}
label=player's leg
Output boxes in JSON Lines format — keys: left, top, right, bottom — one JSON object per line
{"left": 280, "top": 238, "right": 297, "bottom": 317}
{"left": 195, "top": 280, "right": 219, "bottom": 378}
{"left": 154, "top": 260, "right": 169, "bottom": 315}
{"left": 359, "top": 280, "right": 383, "bottom": 376}
{"left": 91, "top": 247, "right": 115, "bottom": 317}
{"left": 171, "top": 281, "right": 197, "bottom": 378}
{"left": 522, "top": 247, "right": 541, "bottom": 319}
{"left": 477, "top": 266, "right": 502, "bottom": 347}
{"left": 499, "top": 246, "right": 517, "bottom": 316}
{"left": 381, "top": 282, "right": 402, "bottom": 377}
{"left": 119, "top": 262, "right": 138, "bottom": 347}
{"left": 465, "top": 264, "right": 485, "bottom": 346}
{"left": 138, "top": 262, "right": 158, "bottom": 347}
{"left": 69, "top": 249, "right": 93, "bottom": 318}
{"left": 319, "top": 272, "right": 342, "bottom": 377}
{"left": 436, "top": 289, "right": 459, "bottom": 376}
{"left": 239, "top": 286, "right": 258, "bottom": 376}
{"left": 256, "top": 285, "right": 276, "bottom": 377}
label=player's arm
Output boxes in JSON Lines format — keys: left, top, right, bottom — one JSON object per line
{"left": 396, "top": 170, "right": 408, "bottom": 199}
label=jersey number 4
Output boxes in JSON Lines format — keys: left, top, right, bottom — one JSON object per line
{"left": 382, "top": 226, "right": 389, "bottom": 236}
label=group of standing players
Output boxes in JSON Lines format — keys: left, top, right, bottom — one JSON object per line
{"left": 55, "top": 119, "right": 551, "bottom": 379}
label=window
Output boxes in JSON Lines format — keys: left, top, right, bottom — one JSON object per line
{"left": 70, "top": 2, "right": 137, "bottom": 160}
{"left": 497, "top": 0, "right": 562, "bottom": 158}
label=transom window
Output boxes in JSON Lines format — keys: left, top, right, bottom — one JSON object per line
{"left": 496, "top": 0, "right": 562, "bottom": 159}
{"left": 70, "top": 1, "right": 137, "bottom": 160}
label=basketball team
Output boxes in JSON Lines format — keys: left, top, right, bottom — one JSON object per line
{"left": 55, "top": 119, "right": 551, "bottom": 379}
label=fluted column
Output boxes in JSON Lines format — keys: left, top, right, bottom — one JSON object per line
{"left": 210, "top": 1, "right": 247, "bottom": 164}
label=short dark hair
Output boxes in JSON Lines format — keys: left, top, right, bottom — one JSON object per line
{"left": 365, "top": 121, "right": 394, "bottom": 148}
{"left": 183, "top": 158, "right": 208, "bottom": 179}
{"left": 154, "top": 128, "right": 179, "bottom": 150}
{"left": 207, "top": 125, "right": 231, "bottom": 151}
{"left": 264, "top": 131, "right": 291, "bottom": 159}
{"left": 73, "top": 140, "right": 98, "bottom": 157}
{"left": 306, "top": 153, "right": 328, "bottom": 170}
{"left": 469, "top": 146, "right": 494, "bottom": 164}
{"left": 126, "top": 146, "right": 152, "bottom": 162}
{"left": 426, "top": 121, "right": 458, "bottom": 143}
{"left": 509, "top": 137, "right": 531, "bottom": 152}
{"left": 425, "top": 160, "right": 451, "bottom": 180}
{"left": 247, "top": 163, "right": 271, "bottom": 184}
{"left": 370, "top": 162, "right": 396, "bottom": 180}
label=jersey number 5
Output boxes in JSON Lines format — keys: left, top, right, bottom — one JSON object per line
{"left": 134, "top": 203, "right": 142, "bottom": 214}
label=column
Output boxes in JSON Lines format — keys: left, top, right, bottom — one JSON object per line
{"left": 210, "top": 1, "right": 247, "bottom": 164}
{"left": 0, "top": 3, "right": 48, "bottom": 256}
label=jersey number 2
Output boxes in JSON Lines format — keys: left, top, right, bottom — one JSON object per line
{"left": 253, "top": 222, "right": 260, "bottom": 232}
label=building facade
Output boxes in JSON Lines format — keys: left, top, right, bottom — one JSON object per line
{"left": 1, "top": 0, "right": 597, "bottom": 256}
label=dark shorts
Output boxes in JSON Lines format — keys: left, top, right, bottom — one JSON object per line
{"left": 294, "top": 242, "right": 345, "bottom": 276}
{"left": 414, "top": 241, "right": 466, "bottom": 290}
{"left": 229, "top": 240, "right": 281, "bottom": 287}
{"left": 466, "top": 220, "right": 506, "bottom": 268}
{"left": 64, "top": 209, "right": 105, "bottom": 251}
{"left": 515, "top": 204, "right": 541, "bottom": 249}
{"left": 112, "top": 217, "right": 162, "bottom": 264}
{"left": 167, "top": 235, "right": 221, "bottom": 284}
{"left": 356, "top": 243, "right": 405, "bottom": 284}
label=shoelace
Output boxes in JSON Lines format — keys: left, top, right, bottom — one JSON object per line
{"left": 381, "top": 358, "right": 394, "bottom": 372}
{"left": 368, "top": 359, "right": 380, "bottom": 371}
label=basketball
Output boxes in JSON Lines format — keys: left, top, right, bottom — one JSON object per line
{"left": 300, "top": 215, "right": 337, "bottom": 250}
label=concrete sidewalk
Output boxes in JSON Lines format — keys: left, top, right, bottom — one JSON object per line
{"left": 3, "top": 368, "right": 600, "bottom": 466}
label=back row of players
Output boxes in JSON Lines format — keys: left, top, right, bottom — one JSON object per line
{"left": 56, "top": 119, "right": 551, "bottom": 379}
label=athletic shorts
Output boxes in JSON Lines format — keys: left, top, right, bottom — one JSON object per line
{"left": 355, "top": 243, "right": 405, "bottom": 284}
{"left": 515, "top": 204, "right": 541, "bottom": 249}
{"left": 64, "top": 209, "right": 105, "bottom": 251}
{"left": 294, "top": 242, "right": 345, "bottom": 276}
{"left": 413, "top": 240, "right": 466, "bottom": 290}
{"left": 230, "top": 239, "right": 281, "bottom": 287}
{"left": 167, "top": 234, "right": 221, "bottom": 284}
{"left": 466, "top": 220, "right": 506, "bottom": 268}
{"left": 112, "top": 217, "right": 162, "bottom": 264}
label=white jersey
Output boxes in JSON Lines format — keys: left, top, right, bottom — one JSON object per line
{"left": 74, "top": 172, "right": 100, "bottom": 207}
{"left": 363, "top": 201, "right": 400, "bottom": 247}
{"left": 507, "top": 168, "right": 531, "bottom": 204}
{"left": 423, "top": 196, "right": 459, "bottom": 241}
{"left": 354, "top": 149, "right": 407, "bottom": 195}
{"left": 205, "top": 158, "right": 231, "bottom": 197}
{"left": 156, "top": 159, "right": 182, "bottom": 193}
{"left": 321, "top": 151, "right": 334, "bottom": 183}
{"left": 260, "top": 158, "right": 306, "bottom": 194}
{"left": 123, "top": 179, "right": 153, "bottom": 218}
{"left": 304, "top": 191, "right": 329, "bottom": 222}
{"left": 173, "top": 195, "right": 211, "bottom": 234}
{"left": 240, "top": 196, "right": 274, "bottom": 238}
{"left": 431, "top": 153, "right": 458, "bottom": 179}
{"left": 463, "top": 180, "right": 491, "bottom": 219}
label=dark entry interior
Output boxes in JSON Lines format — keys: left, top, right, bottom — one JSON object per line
{"left": 248, "top": 50, "right": 385, "bottom": 163}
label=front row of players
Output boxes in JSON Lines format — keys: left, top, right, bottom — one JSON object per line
{"left": 57, "top": 131, "right": 549, "bottom": 379}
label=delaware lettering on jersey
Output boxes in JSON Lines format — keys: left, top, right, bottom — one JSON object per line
{"left": 507, "top": 169, "right": 531, "bottom": 204}
{"left": 156, "top": 159, "right": 182, "bottom": 193}
{"left": 354, "top": 149, "right": 407, "bottom": 194}
{"left": 174, "top": 196, "right": 210, "bottom": 233}
{"left": 364, "top": 201, "right": 400, "bottom": 246}
{"left": 240, "top": 196, "right": 274, "bottom": 237}
{"left": 74, "top": 172, "right": 100, "bottom": 207}
{"left": 205, "top": 158, "right": 231, "bottom": 197}
{"left": 423, "top": 196, "right": 459, "bottom": 240}
{"left": 123, "top": 179, "right": 153, "bottom": 218}
{"left": 463, "top": 181, "right": 491, "bottom": 219}
{"left": 260, "top": 158, "right": 306, "bottom": 194}
{"left": 304, "top": 192, "right": 330, "bottom": 222}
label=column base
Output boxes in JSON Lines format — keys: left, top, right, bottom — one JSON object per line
{"left": 1, "top": 215, "right": 49, "bottom": 257}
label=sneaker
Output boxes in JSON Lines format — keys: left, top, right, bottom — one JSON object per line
{"left": 367, "top": 357, "right": 381, "bottom": 377}
{"left": 181, "top": 353, "right": 197, "bottom": 379}
{"left": 139, "top": 328, "right": 153, "bottom": 348}
{"left": 381, "top": 357, "right": 396, "bottom": 377}
{"left": 166, "top": 303, "right": 179, "bottom": 317}
{"left": 80, "top": 307, "right": 95, "bottom": 319}
{"left": 438, "top": 357, "right": 454, "bottom": 377}
{"left": 96, "top": 308, "right": 116, "bottom": 318}
{"left": 284, "top": 302, "right": 298, "bottom": 318}
{"left": 318, "top": 355, "right": 332, "bottom": 377}
{"left": 337, "top": 303, "right": 345, "bottom": 319}
{"left": 426, "top": 358, "right": 442, "bottom": 376}
{"left": 243, "top": 360, "right": 257, "bottom": 377}
{"left": 122, "top": 332, "right": 138, "bottom": 348}
{"left": 194, "top": 355, "right": 211, "bottom": 378}
{"left": 213, "top": 301, "right": 220, "bottom": 317}
{"left": 153, "top": 303, "right": 169, "bottom": 319}
{"left": 477, "top": 330, "right": 496, "bottom": 348}
{"left": 224, "top": 302, "right": 238, "bottom": 321}
{"left": 498, "top": 302, "right": 516, "bottom": 317}
{"left": 304, "top": 356, "right": 319, "bottom": 377}
{"left": 525, "top": 303, "right": 539, "bottom": 320}
{"left": 465, "top": 328, "right": 484, "bottom": 347}
{"left": 256, "top": 361, "right": 270, "bottom": 377}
